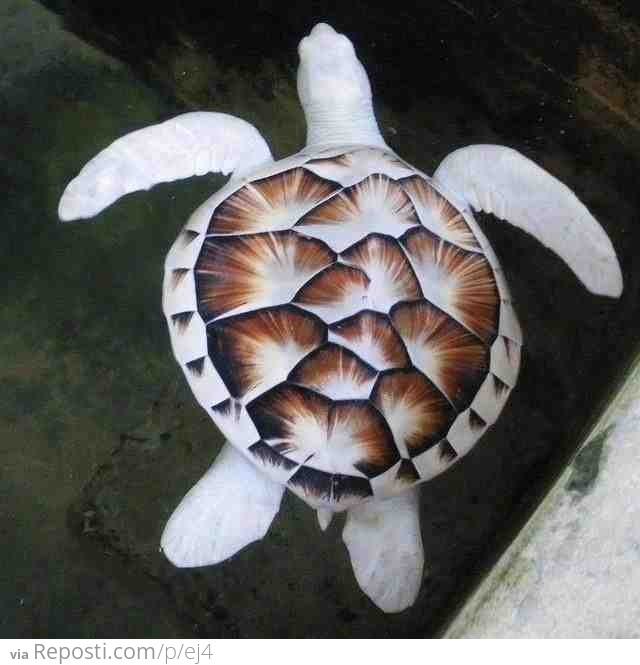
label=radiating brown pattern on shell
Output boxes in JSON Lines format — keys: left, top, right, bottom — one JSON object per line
{"left": 329, "top": 310, "right": 411, "bottom": 370}
{"left": 208, "top": 168, "right": 339, "bottom": 235}
{"left": 295, "top": 174, "right": 419, "bottom": 251}
{"left": 401, "top": 227, "right": 499, "bottom": 342}
{"left": 248, "top": 384, "right": 398, "bottom": 477}
{"left": 372, "top": 369, "right": 456, "bottom": 457}
{"left": 288, "top": 343, "right": 377, "bottom": 400}
{"left": 293, "top": 263, "right": 370, "bottom": 321}
{"left": 208, "top": 306, "right": 327, "bottom": 399}
{"left": 401, "top": 176, "right": 481, "bottom": 251}
{"left": 390, "top": 300, "right": 489, "bottom": 409}
{"left": 340, "top": 234, "right": 422, "bottom": 311}
{"left": 248, "top": 384, "right": 331, "bottom": 458}
{"left": 327, "top": 402, "right": 399, "bottom": 476}
{"left": 195, "top": 231, "right": 335, "bottom": 320}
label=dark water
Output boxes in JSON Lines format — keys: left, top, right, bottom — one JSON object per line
{"left": 3, "top": 0, "right": 640, "bottom": 637}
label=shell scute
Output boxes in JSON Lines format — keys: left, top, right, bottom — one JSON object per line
{"left": 371, "top": 368, "right": 457, "bottom": 458}
{"left": 207, "top": 305, "right": 327, "bottom": 401}
{"left": 207, "top": 167, "right": 340, "bottom": 235}
{"left": 328, "top": 310, "right": 411, "bottom": 371}
{"left": 400, "top": 175, "right": 482, "bottom": 252}
{"left": 400, "top": 226, "right": 500, "bottom": 343}
{"left": 295, "top": 173, "right": 420, "bottom": 252}
{"left": 195, "top": 230, "right": 335, "bottom": 321}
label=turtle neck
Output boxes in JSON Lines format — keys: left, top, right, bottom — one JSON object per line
{"left": 303, "top": 97, "right": 388, "bottom": 151}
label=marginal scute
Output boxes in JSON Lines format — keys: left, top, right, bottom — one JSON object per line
{"left": 438, "top": 440, "right": 458, "bottom": 462}
{"left": 170, "top": 268, "right": 190, "bottom": 289}
{"left": 195, "top": 230, "right": 335, "bottom": 321}
{"left": 490, "top": 335, "right": 522, "bottom": 388}
{"left": 396, "top": 458, "right": 420, "bottom": 484}
{"left": 400, "top": 226, "right": 500, "bottom": 343}
{"left": 470, "top": 373, "right": 511, "bottom": 426}
{"left": 208, "top": 167, "right": 340, "bottom": 235}
{"left": 304, "top": 149, "right": 415, "bottom": 186}
{"left": 249, "top": 440, "right": 298, "bottom": 471}
{"left": 499, "top": 300, "right": 523, "bottom": 344}
{"left": 248, "top": 440, "right": 299, "bottom": 483}
{"left": 412, "top": 439, "right": 458, "bottom": 481}
{"left": 164, "top": 265, "right": 198, "bottom": 317}
{"left": 211, "top": 398, "right": 260, "bottom": 448}
{"left": 186, "top": 356, "right": 206, "bottom": 377}
{"left": 287, "top": 466, "right": 373, "bottom": 510}
{"left": 371, "top": 368, "right": 456, "bottom": 458}
{"left": 447, "top": 408, "right": 489, "bottom": 457}
{"left": 295, "top": 174, "right": 419, "bottom": 252}
{"left": 171, "top": 311, "right": 195, "bottom": 332}
{"left": 208, "top": 305, "right": 327, "bottom": 401}
{"left": 390, "top": 300, "right": 489, "bottom": 410}
{"left": 180, "top": 229, "right": 200, "bottom": 247}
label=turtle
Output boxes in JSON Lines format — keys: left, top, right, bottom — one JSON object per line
{"left": 58, "top": 22, "right": 623, "bottom": 613}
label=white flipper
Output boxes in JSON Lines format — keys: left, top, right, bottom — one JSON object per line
{"left": 433, "top": 145, "right": 623, "bottom": 297}
{"left": 343, "top": 488, "right": 424, "bottom": 613}
{"left": 161, "top": 442, "right": 284, "bottom": 567}
{"left": 59, "top": 112, "right": 273, "bottom": 221}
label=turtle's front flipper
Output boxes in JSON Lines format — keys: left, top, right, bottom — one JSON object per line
{"left": 343, "top": 488, "right": 424, "bottom": 613}
{"left": 59, "top": 112, "right": 273, "bottom": 221}
{"left": 433, "top": 145, "right": 623, "bottom": 297}
{"left": 161, "top": 442, "right": 284, "bottom": 567}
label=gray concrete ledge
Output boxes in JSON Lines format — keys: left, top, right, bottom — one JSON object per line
{"left": 445, "top": 354, "right": 640, "bottom": 638}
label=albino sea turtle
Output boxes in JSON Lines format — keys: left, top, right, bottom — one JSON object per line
{"left": 59, "top": 23, "right": 622, "bottom": 613}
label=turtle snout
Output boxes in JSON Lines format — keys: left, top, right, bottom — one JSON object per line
{"left": 309, "top": 22, "right": 337, "bottom": 38}
{"left": 298, "top": 23, "right": 354, "bottom": 61}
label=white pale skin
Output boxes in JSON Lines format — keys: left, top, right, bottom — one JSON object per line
{"left": 58, "top": 22, "right": 623, "bottom": 613}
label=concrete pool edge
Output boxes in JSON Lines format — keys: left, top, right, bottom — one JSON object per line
{"left": 444, "top": 351, "right": 640, "bottom": 638}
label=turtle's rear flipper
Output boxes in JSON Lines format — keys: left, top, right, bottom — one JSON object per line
{"left": 161, "top": 442, "right": 284, "bottom": 567}
{"left": 58, "top": 112, "right": 273, "bottom": 222}
{"left": 433, "top": 144, "right": 623, "bottom": 298}
{"left": 343, "top": 487, "right": 424, "bottom": 613}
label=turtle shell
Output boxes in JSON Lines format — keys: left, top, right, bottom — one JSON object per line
{"left": 162, "top": 147, "right": 522, "bottom": 510}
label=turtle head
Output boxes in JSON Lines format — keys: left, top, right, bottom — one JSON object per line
{"left": 297, "top": 24, "right": 372, "bottom": 112}
{"left": 297, "top": 24, "right": 386, "bottom": 150}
